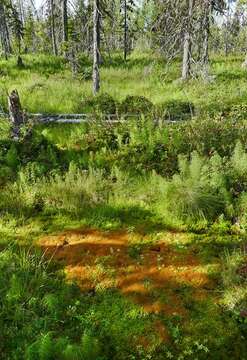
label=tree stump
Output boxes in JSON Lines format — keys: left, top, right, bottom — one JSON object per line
{"left": 8, "top": 89, "right": 25, "bottom": 140}
{"left": 17, "top": 55, "right": 24, "bottom": 68}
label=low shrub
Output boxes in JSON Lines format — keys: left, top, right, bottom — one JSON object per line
{"left": 118, "top": 95, "right": 154, "bottom": 115}
{"left": 157, "top": 100, "right": 194, "bottom": 121}
{"left": 82, "top": 93, "right": 117, "bottom": 114}
{"left": 179, "top": 116, "right": 247, "bottom": 157}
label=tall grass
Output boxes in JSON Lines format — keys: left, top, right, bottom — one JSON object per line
{"left": 1, "top": 52, "right": 247, "bottom": 114}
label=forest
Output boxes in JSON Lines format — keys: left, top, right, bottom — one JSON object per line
{"left": 1, "top": 0, "right": 247, "bottom": 359}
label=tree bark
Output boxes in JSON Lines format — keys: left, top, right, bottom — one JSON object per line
{"left": 8, "top": 90, "right": 25, "bottom": 140}
{"left": 182, "top": 0, "right": 194, "bottom": 80}
{"left": 0, "top": 2, "right": 12, "bottom": 59}
{"left": 62, "top": 0, "right": 68, "bottom": 55}
{"left": 201, "top": 0, "right": 211, "bottom": 66}
{"left": 93, "top": 0, "right": 100, "bottom": 95}
{"left": 50, "top": 0, "right": 57, "bottom": 56}
{"left": 124, "top": 0, "right": 127, "bottom": 61}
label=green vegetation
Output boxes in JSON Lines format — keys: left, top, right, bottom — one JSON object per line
{"left": 1, "top": 53, "right": 247, "bottom": 115}
{"left": 2, "top": 0, "right": 247, "bottom": 356}
{"left": 0, "top": 53, "right": 247, "bottom": 359}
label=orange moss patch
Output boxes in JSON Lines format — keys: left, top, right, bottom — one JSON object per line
{"left": 38, "top": 228, "right": 212, "bottom": 317}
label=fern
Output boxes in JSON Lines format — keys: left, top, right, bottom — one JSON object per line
{"left": 38, "top": 333, "right": 54, "bottom": 360}
{"left": 231, "top": 141, "right": 247, "bottom": 177}
{"left": 164, "top": 152, "right": 226, "bottom": 222}
{"left": 62, "top": 344, "right": 83, "bottom": 360}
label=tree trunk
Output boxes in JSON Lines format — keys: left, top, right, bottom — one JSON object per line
{"left": 124, "top": 0, "right": 127, "bottom": 61}
{"left": 50, "top": 0, "right": 57, "bottom": 56}
{"left": 93, "top": 0, "right": 100, "bottom": 95}
{"left": 8, "top": 90, "right": 25, "bottom": 140}
{"left": 0, "top": 2, "right": 12, "bottom": 59}
{"left": 201, "top": 0, "right": 211, "bottom": 66}
{"left": 62, "top": 0, "right": 68, "bottom": 56}
{"left": 182, "top": 0, "right": 194, "bottom": 80}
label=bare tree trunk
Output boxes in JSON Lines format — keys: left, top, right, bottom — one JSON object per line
{"left": 0, "top": 2, "right": 12, "bottom": 59}
{"left": 8, "top": 90, "right": 25, "bottom": 140}
{"left": 224, "top": 2, "right": 231, "bottom": 57}
{"left": 93, "top": 0, "right": 100, "bottom": 95}
{"left": 50, "top": 0, "right": 57, "bottom": 56}
{"left": 62, "top": 0, "right": 68, "bottom": 55}
{"left": 18, "top": 0, "right": 25, "bottom": 25}
{"left": 124, "top": 0, "right": 127, "bottom": 61}
{"left": 201, "top": 0, "right": 211, "bottom": 66}
{"left": 182, "top": 0, "right": 194, "bottom": 80}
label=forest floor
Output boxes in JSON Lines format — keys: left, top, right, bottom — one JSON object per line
{"left": 36, "top": 225, "right": 231, "bottom": 348}
{"left": 1, "top": 52, "right": 247, "bottom": 359}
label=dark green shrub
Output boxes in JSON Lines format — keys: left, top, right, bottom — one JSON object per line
{"left": 82, "top": 93, "right": 117, "bottom": 114}
{"left": 157, "top": 100, "right": 194, "bottom": 121}
{"left": 118, "top": 95, "right": 154, "bottom": 115}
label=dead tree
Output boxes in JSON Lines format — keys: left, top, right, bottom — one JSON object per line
{"left": 93, "top": 0, "right": 100, "bottom": 95}
{"left": 182, "top": 0, "right": 195, "bottom": 80}
{"left": 50, "top": 0, "right": 57, "bottom": 56}
{"left": 124, "top": 0, "right": 127, "bottom": 61}
{"left": 0, "top": 2, "right": 12, "bottom": 59}
{"left": 62, "top": 0, "right": 68, "bottom": 56}
{"left": 8, "top": 90, "right": 25, "bottom": 140}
